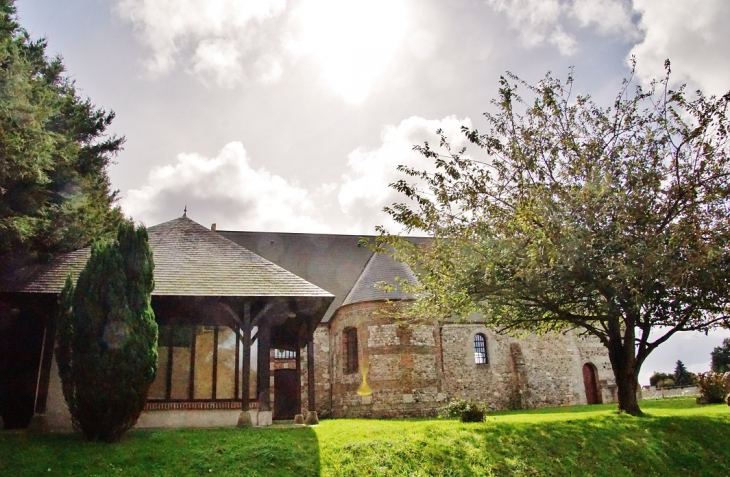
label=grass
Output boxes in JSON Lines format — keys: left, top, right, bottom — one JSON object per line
{"left": 1, "top": 398, "right": 728, "bottom": 476}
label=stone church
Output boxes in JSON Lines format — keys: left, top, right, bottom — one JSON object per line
{"left": 0, "top": 215, "right": 615, "bottom": 430}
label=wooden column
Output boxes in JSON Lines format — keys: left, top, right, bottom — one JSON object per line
{"left": 257, "top": 323, "right": 271, "bottom": 411}
{"left": 307, "top": 336, "right": 315, "bottom": 412}
{"left": 241, "top": 303, "right": 251, "bottom": 411}
{"left": 295, "top": 344, "right": 302, "bottom": 414}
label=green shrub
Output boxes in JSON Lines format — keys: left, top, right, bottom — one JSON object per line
{"left": 695, "top": 372, "right": 730, "bottom": 404}
{"left": 55, "top": 222, "right": 157, "bottom": 442}
{"left": 441, "top": 398, "right": 486, "bottom": 422}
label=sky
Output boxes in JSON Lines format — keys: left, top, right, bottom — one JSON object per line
{"left": 15, "top": 0, "right": 730, "bottom": 385}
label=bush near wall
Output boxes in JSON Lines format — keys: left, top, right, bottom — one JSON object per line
{"left": 695, "top": 372, "right": 730, "bottom": 404}
{"left": 440, "top": 398, "right": 486, "bottom": 422}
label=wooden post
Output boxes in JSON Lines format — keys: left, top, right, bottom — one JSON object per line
{"left": 296, "top": 345, "right": 302, "bottom": 412}
{"left": 307, "top": 336, "right": 315, "bottom": 412}
{"left": 241, "top": 303, "right": 251, "bottom": 411}
{"left": 257, "top": 323, "right": 271, "bottom": 412}
{"left": 304, "top": 335, "right": 319, "bottom": 425}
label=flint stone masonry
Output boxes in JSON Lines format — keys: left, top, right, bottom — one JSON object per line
{"left": 441, "top": 325, "right": 615, "bottom": 410}
{"left": 328, "top": 301, "right": 444, "bottom": 418}
{"left": 300, "top": 300, "right": 616, "bottom": 419}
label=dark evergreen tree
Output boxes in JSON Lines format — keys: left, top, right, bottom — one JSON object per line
{"left": 711, "top": 338, "right": 730, "bottom": 373}
{"left": 673, "top": 360, "right": 693, "bottom": 387}
{"left": 0, "top": 0, "right": 124, "bottom": 272}
{"left": 56, "top": 222, "right": 157, "bottom": 442}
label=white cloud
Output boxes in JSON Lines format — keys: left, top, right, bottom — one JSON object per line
{"left": 548, "top": 26, "right": 577, "bottom": 56}
{"left": 121, "top": 142, "right": 329, "bottom": 232}
{"left": 486, "top": 0, "right": 639, "bottom": 55}
{"left": 254, "top": 54, "right": 283, "bottom": 83}
{"left": 192, "top": 39, "right": 244, "bottom": 88}
{"left": 630, "top": 0, "right": 730, "bottom": 96}
{"left": 115, "top": 0, "right": 285, "bottom": 86}
{"left": 570, "top": 0, "right": 637, "bottom": 38}
{"left": 488, "top": 0, "right": 565, "bottom": 49}
{"left": 337, "top": 115, "right": 474, "bottom": 234}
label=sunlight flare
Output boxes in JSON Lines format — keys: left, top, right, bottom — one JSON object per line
{"left": 292, "top": 0, "right": 409, "bottom": 104}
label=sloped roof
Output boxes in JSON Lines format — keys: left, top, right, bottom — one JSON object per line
{"left": 341, "top": 251, "right": 418, "bottom": 306}
{"left": 219, "top": 230, "right": 429, "bottom": 321}
{"left": 1, "top": 216, "right": 333, "bottom": 298}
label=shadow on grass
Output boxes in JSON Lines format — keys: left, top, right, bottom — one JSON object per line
{"left": 0, "top": 426, "right": 321, "bottom": 476}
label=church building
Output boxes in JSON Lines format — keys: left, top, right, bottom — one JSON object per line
{"left": 0, "top": 215, "right": 615, "bottom": 430}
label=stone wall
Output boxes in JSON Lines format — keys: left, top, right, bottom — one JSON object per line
{"left": 303, "top": 302, "right": 617, "bottom": 419}
{"left": 328, "top": 302, "right": 446, "bottom": 418}
{"left": 441, "top": 325, "right": 616, "bottom": 410}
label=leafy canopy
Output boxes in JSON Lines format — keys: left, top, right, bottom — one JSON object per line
{"left": 0, "top": 0, "right": 124, "bottom": 269}
{"left": 377, "top": 60, "right": 730, "bottom": 415}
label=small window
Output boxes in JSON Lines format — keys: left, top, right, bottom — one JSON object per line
{"left": 344, "top": 327, "right": 359, "bottom": 374}
{"left": 474, "top": 333, "right": 488, "bottom": 365}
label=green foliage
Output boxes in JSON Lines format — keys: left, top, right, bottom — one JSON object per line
{"left": 0, "top": 0, "right": 124, "bottom": 271}
{"left": 55, "top": 222, "right": 157, "bottom": 442}
{"left": 440, "top": 398, "right": 487, "bottom": 422}
{"left": 694, "top": 372, "right": 730, "bottom": 404}
{"left": 376, "top": 60, "right": 730, "bottom": 416}
{"left": 711, "top": 338, "right": 730, "bottom": 373}
{"left": 649, "top": 372, "right": 673, "bottom": 388}
{"left": 1, "top": 398, "right": 730, "bottom": 476}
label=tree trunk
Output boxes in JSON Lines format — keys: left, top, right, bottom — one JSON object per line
{"left": 607, "top": 321, "right": 643, "bottom": 416}
{"left": 614, "top": 367, "right": 641, "bottom": 415}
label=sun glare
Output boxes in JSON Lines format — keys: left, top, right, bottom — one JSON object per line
{"left": 293, "top": 0, "right": 409, "bottom": 104}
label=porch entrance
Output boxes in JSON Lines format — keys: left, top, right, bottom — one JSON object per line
{"left": 274, "top": 369, "right": 299, "bottom": 420}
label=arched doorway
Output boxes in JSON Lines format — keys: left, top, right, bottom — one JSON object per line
{"left": 582, "top": 363, "right": 602, "bottom": 405}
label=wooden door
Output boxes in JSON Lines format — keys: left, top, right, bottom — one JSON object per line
{"left": 274, "top": 369, "right": 299, "bottom": 420}
{"left": 583, "top": 363, "right": 602, "bottom": 405}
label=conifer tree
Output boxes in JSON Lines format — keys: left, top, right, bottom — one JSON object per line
{"left": 0, "top": 0, "right": 124, "bottom": 273}
{"left": 711, "top": 338, "right": 730, "bottom": 373}
{"left": 673, "top": 360, "right": 693, "bottom": 387}
{"left": 56, "top": 222, "right": 156, "bottom": 442}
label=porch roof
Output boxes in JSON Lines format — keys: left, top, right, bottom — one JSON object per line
{"left": 1, "top": 216, "right": 334, "bottom": 300}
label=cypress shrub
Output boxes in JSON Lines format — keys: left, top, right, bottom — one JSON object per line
{"left": 56, "top": 222, "right": 157, "bottom": 442}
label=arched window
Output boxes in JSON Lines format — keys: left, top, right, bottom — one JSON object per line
{"left": 344, "top": 327, "right": 359, "bottom": 374}
{"left": 474, "top": 333, "right": 488, "bottom": 365}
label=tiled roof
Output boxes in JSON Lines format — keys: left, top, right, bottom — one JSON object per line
{"left": 219, "top": 232, "right": 430, "bottom": 321}
{"left": 219, "top": 231, "right": 374, "bottom": 321}
{"left": 2, "top": 216, "right": 333, "bottom": 298}
{"left": 341, "top": 251, "right": 418, "bottom": 307}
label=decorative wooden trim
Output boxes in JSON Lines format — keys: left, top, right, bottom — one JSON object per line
{"left": 145, "top": 400, "right": 260, "bottom": 411}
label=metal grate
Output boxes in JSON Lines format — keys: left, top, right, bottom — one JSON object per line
{"left": 274, "top": 349, "right": 296, "bottom": 359}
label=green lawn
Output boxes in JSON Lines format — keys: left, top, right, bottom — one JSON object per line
{"left": 1, "top": 398, "right": 728, "bottom": 476}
